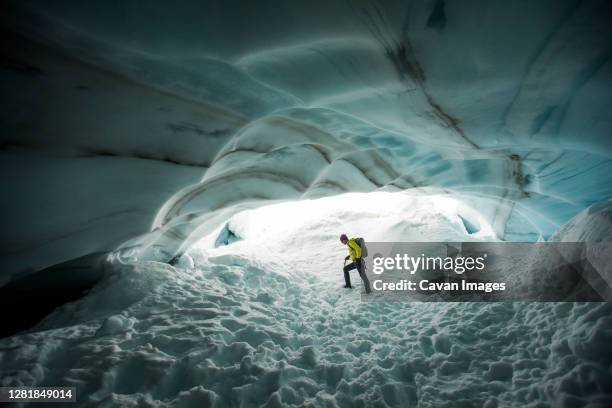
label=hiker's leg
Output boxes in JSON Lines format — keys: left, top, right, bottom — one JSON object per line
{"left": 343, "top": 262, "right": 356, "bottom": 287}
{"left": 357, "top": 259, "right": 371, "bottom": 293}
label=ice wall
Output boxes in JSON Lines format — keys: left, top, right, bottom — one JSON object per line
{"left": 1, "top": 0, "right": 611, "bottom": 281}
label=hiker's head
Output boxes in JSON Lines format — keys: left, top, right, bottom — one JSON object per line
{"left": 340, "top": 234, "right": 348, "bottom": 244}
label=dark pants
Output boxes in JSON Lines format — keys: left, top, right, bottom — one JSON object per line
{"left": 344, "top": 258, "right": 371, "bottom": 293}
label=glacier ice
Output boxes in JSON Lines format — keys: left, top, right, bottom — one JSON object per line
{"left": 1, "top": 0, "right": 612, "bottom": 277}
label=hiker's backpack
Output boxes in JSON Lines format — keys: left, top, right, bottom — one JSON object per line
{"left": 354, "top": 237, "right": 368, "bottom": 257}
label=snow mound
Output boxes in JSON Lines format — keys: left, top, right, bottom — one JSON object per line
{"left": 2, "top": 257, "right": 611, "bottom": 406}
{"left": 2, "top": 193, "right": 611, "bottom": 407}
{"left": 96, "top": 314, "right": 135, "bottom": 337}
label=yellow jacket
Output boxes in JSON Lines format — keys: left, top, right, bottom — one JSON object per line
{"left": 347, "top": 238, "right": 362, "bottom": 260}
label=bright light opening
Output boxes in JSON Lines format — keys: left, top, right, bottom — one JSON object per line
{"left": 188, "top": 191, "right": 497, "bottom": 279}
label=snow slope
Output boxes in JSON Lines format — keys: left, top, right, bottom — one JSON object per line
{"left": 2, "top": 194, "right": 611, "bottom": 407}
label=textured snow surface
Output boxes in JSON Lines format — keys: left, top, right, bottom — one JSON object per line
{"left": 2, "top": 195, "right": 611, "bottom": 407}
{"left": 2, "top": 264, "right": 611, "bottom": 407}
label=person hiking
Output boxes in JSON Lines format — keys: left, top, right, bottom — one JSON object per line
{"left": 340, "top": 234, "right": 371, "bottom": 293}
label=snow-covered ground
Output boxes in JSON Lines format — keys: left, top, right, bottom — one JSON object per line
{"left": 2, "top": 194, "right": 611, "bottom": 407}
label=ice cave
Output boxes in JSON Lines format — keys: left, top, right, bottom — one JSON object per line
{"left": 1, "top": 0, "right": 612, "bottom": 407}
